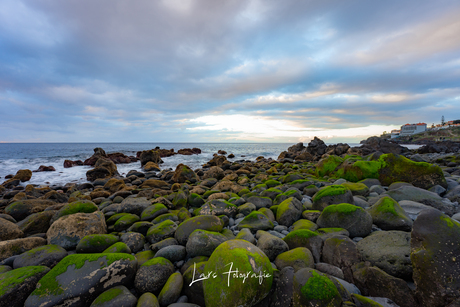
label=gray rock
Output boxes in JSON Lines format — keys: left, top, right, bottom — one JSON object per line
{"left": 399, "top": 200, "right": 432, "bottom": 220}
{"left": 120, "top": 232, "right": 145, "bottom": 253}
{"left": 270, "top": 266, "right": 294, "bottom": 307}
{"left": 90, "top": 285, "right": 137, "bottom": 307}
{"left": 276, "top": 197, "right": 302, "bottom": 227}
{"left": 102, "top": 197, "right": 151, "bottom": 216}
{"left": 256, "top": 230, "right": 289, "bottom": 262}
{"left": 234, "top": 228, "right": 256, "bottom": 244}
{"left": 315, "top": 262, "right": 344, "bottom": 279}
{"left": 158, "top": 272, "right": 183, "bottom": 307}
{"left": 317, "top": 204, "right": 373, "bottom": 238}
{"left": 135, "top": 257, "right": 174, "bottom": 294}
{"left": 185, "top": 230, "right": 227, "bottom": 258}
{"left": 13, "top": 244, "right": 67, "bottom": 269}
{"left": 353, "top": 196, "right": 370, "bottom": 209}
{"left": 322, "top": 235, "right": 360, "bottom": 283}
{"left": 155, "top": 245, "right": 186, "bottom": 263}
{"left": 369, "top": 185, "right": 386, "bottom": 195}
{"left": 357, "top": 231, "right": 412, "bottom": 280}
{"left": 0, "top": 217, "right": 23, "bottom": 241}
{"left": 0, "top": 237, "right": 47, "bottom": 261}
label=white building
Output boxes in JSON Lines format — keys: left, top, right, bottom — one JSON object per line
{"left": 399, "top": 123, "right": 427, "bottom": 136}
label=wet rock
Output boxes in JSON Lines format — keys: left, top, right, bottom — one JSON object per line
{"left": 13, "top": 244, "right": 67, "bottom": 269}
{"left": 0, "top": 218, "right": 23, "bottom": 241}
{"left": 0, "top": 237, "right": 47, "bottom": 261}
{"left": 135, "top": 257, "right": 174, "bottom": 294}
{"left": 90, "top": 285, "right": 137, "bottom": 307}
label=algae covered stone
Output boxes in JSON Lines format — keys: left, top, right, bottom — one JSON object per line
{"left": 175, "top": 215, "right": 223, "bottom": 245}
{"left": 90, "top": 285, "right": 137, "bottom": 307}
{"left": 51, "top": 200, "right": 98, "bottom": 223}
{"left": 275, "top": 247, "right": 315, "bottom": 272}
{"left": 411, "top": 208, "right": 460, "bottom": 307}
{"left": 24, "top": 253, "right": 137, "bottom": 307}
{"left": 186, "top": 229, "right": 228, "bottom": 258}
{"left": 146, "top": 219, "right": 178, "bottom": 244}
{"left": 367, "top": 197, "right": 412, "bottom": 231}
{"left": 134, "top": 257, "right": 174, "bottom": 294}
{"left": 13, "top": 244, "right": 67, "bottom": 269}
{"left": 237, "top": 211, "right": 274, "bottom": 231}
{"left": 158, "top": 272, "right": 183, "bottom": 306}
{"left": 0, "top": 265, "right": 50, "bottom": 307}
{"left": 203, "top": 239, "right": 273, "bottom": 307}
{"left": 276, "top": 197, "right": 303, "bottom": 227}
{"left": 317, "top": 204, "right": 372, "bottom": 238}
{"left": 76, "top": 234, "right": 119, "bottom": 253}
{"left": 283, "top": 229, "right": 322, "bottom": 262}
{"left": 312, "top": 185, "right": 354, "bottom": 211}
{"left": 293, "top": 268, "right": 342, "bottom": 307}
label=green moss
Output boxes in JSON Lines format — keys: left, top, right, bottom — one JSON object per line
{"left": 312, "top": 185, "right": 348, "bottom": 202}
{"left": 285, "top": 229, "right": 318, "bottom": 240}
{"left": 316, "top": 156, "right": 344, "bottom": 177}
{"left": 58, "top": 201, "right": 98, "bottom": 218}
{"left": 264, "top": 179, "right": 281, "bottom": 188}
{"left": 322, "top": 203, "right": 359, "bottom": 216}
{"left": 374, "top": 197, "right": 398, "bottom": 215}
{"left": 300, "top": 270, "right": 339, "bottom": 301}
{"left": 351, "top": 294, "right": 384, "bottom": 307}
{"left": 106, "top": 213, "right": 129, "bottom": 225}
{"left": 341, "top": 182, "right": 368, "bottom": 192}
{"left": 440, "top": 215, "right": 460, "bottom": 228}
{"left": 142, "top": 256, "right": 173, "bottom": 268}
{"left": 0, "top": 266, "right": 49, "bottom": 297}
{"left": 32, "top": 254, "right": 133, "bottom": 298}
{"left": 316, "top": 228, "right": 346, "bottom": 234}
{"left": 92, "top": 286, "right": 124, "bottom": 305}
{"left": 203, "top": 190, "right": 220, "bottom": 198}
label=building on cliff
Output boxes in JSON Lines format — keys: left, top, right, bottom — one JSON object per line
{"left": 399, "top": 123, "right": 427, "bottom": 136}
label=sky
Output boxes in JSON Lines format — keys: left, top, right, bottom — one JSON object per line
{"left": 1, "top": 0, "right": 459, "bottom": 143}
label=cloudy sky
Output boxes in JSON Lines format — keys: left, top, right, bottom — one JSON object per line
{"left": 1, "top": 0, "right": 459, "bottom": 143}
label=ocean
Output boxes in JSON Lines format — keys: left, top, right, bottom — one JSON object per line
{"left": 0, "top": 143, "right": 297, "bottom": 186}
{"left": 2, "top": 142, "right": 424, "bottom": 187}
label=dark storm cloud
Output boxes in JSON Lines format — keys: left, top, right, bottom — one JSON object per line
{"left": 0, "top": 0, "right": 459, "bottom": 142}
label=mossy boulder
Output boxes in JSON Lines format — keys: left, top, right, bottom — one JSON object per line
{"left": 203, "top": 239, "right": 273, "bottom": 307}
{"left": 113, "top": 213, "right": 140, "bottom": 232}
{"left": 275, "top": 247, "right": 315, "bottom": 272}
{"left": 135, "top": 250, "right": 155, "bottom": 266}
{"left": 137, "top": 292, "right": 160, "bottom": 307}
{"left": 134, "top": 257, "right": 174, "bottom": 294}
{"left": 293, "top": 268, "right": 342, "bottom": 307}
{"left": 341, "top": 182, "right": 369, "bottom": 197}
{"left": 171, "top": 190, "right": 188, "bottom": 209}
{"left": 90, "top": 285, "right": 137, "bottom": 307}
{"left": 13, "top": 244, "right": 67, "bottom": 269}
{"left": 158, "top": 272, "right": 183, "bottom": 306}
{"left": 274, "top": 189, "right": 303, "bottom": 206}
{"left": 312, "top": 185, "right": 354, "bottom": 211}
{"left": 47, "top": 211, "right": 107, "bottom": 250}
{"left": 198, "top": 199, "right": 238, "bottom": 217}
{"left": 237, "top": 211, "right": 274, "bottom": 231}
{"left": 283, "top": 229, "right": 323, "bottom": 262}
{"left": 182, "top": 261, "right": 207, "bottom": 306}
{"left": 357, "top": 231, "right": 412, "bottom": 280}
{"left": 103, "top": 197, "right": 151, "bottom": 216}
{"left": 316, "top": 155, "right": 344, "bottom": 177}
{"left": 175, "top": 215, "right": 223, "bottom": 245}
{"left": 17, "top": 210, "right": 55, "bottom": 236}
{"left": 5, "top": 199, "right": 56, "bottom": 221}
{"left": 335, "top": 153, "right": 447, "bottom": 190}
{"left": 172, "top": 164, "right": 199, "bottom": 183}
{"left": 235, "top": 228, "right": 256, "bottom": 244}
{"left": 188, "top": 193, "right": 205, "bottom": 207}
{"left": 411, "top": 208, "right": 460, "bottom": 307}
{"left": 76, "top": 234, "right": 119, "bottom": 253}
{"left": 367, "top": 197, "right": 413, "bottom": 231}
{"left": 186, "top": 230, "right": 228, "bottom": 258}
{"left": 256, "top": 230, "right": 290, "bottom": 262}
{"left": 351, "top": 294, "right": 384, "bottom": 307}
{"left": 0, "top": 266, "right": 50, "bottom": 307}
{"left": 146, "top": 220, "right": 178, "bottom": 244}
{"left": 24, "top": 253, "right": 137, "bottom": 307}
{"left": 237, "top": 202, "right": 257, "bottom": 216}
{"left": 260, "top": 188, "right": 283, "bottom": 200}
{"left": 0, "top": 237, "right": 47, "bottom": 262}
{"left": 317, "top": 204, "right": 372, "bottom": 238}
{"left": 0, "top": 218, "right": 23, "bottom": 241}
{"left": 103, "top": 242, "right": 132, "bottom": 254}
{"left": 52, "top": 200, "right": 98, "bottom": 223}
{"left": 276, "top": 197, "right": 303, "bottom": 227}
{"left": 246, "top": 196, "right": 273, "bottom": 209}
{"left": 152, "top": 213, "right": 178, "bottom": 224}
{"left": 141, "top": 204, "right": 168, "bottom": 221}
{"left": 292, "top": 219, "right": 319, "bottom": 232}
{"left": 351, "top": 263, "right": 416, "bottom": 307}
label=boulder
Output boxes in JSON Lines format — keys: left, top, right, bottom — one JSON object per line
{"left": 158, "top": 272, "right": 183, "bottom": 306}
{"left": 203, "top": 240, "right": 273, "bottom": 307}
{"left": 0, "top": 218, "right": 23, "bottom": 241}
{"left": 46, "top": 212, "right": 107, "bottom": 250}
{"left": 24, "top": 253, "right": 137, "bottom": 307}
{"left": 198, "top": 200, "right": 238, "bottom": 217}
{"left": 202, "top": 166, "right": 225, "bottom": 180}
{"left": 0, "top": 237, "right": 47, "bottom": 261}
{"left": 357, "top": 231, "right": 412, "bottom": 280}
{"left": 86, "top": 158, "right": 119, "bottom": 182}
{"left": 13, "top": 245, "right": 67, "bottom": 269}
{"left": 1, "top": 169, "right": 32, "bottom": 187}
{"left": 293, "top": 268, "right": 342, "bottom": 307}
{"left": 0, "top": 266, "right": 50, "bottom": 307}
{"left": 17, "top": 210, "right": 56, "bottom": 236}
{"left": 102, "top": 197, "right": 151, "bottom": 216}
{"left": 367, "top": 197, "right": 413, "bottom": 231}
{"left": 90, "top": 285, "right": 137, "bottom": 307}
{"left": 154, "top": 245, "right": 186, "bottom": 263}
{"left": 276, "top": 197, "right": 303, "bottom": 227}
{"left": 5, "top": 199, "right": 56, "bottom": 221}
{"left": 317, "top": 204, "right": 373, "bottom": 238}
{"left": 186, "top": 230, "right": 228, "bottom": 258}
{"left": 76, "top": 234, "right": 120, "bottom": 254}
{"left": 275, "top": 247, "right": 315, "bottom": 272}
{"left": 139, "top": 150, "right": 162, "bottom": 166}
{"left": 172, "top": 164, "right": 199, "bottom": 183}
{"left": 312, "top": 185, "right": 354, "bottom": 211}
{"left": 135, "top": 257, "right": 174, "bottom": 294}
{"left": 256, "top": 230, "right": 289, "bottom": 262}
{"left": 411, "top": 208, "right": 460, "bottom": 307}
{"left": 237, "top": 211, "right": 274, "bottom": 232}
{"left": 352, "top": 262, "right": 417, "bottom": 307}
{"left": 146, "top": 220, "right": 177, "bottom": 244}
{"left": 283, "top": 229, "right": 323, "bottom": 263}
{"left": 322, "top": 235, "right": 361, "bottom": 283}
{"left": 175, "top": 215, "right": 223, "bottom": 245}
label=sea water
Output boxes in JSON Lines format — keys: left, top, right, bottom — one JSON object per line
{"left": 0, "top": 143, "right": 293, "bottom": 186}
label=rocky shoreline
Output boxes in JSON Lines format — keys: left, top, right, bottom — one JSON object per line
{"left": 1, "top": 137, "right": 460, "bottom": 307}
